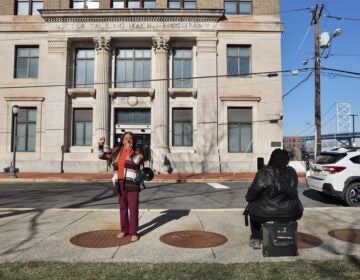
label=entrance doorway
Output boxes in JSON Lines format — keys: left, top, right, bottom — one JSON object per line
{"left": 114, "top": 108, "right": 152, "bottom": 163}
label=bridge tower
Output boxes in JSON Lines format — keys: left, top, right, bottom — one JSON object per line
{"left": 336, "top": 102, "right": 351, "bottom": 133}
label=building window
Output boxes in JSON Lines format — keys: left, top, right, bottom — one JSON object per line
{"left": 116, "top": 48, "right": 151, "bottom": 88}
{"left": 15, "top": 46, "right": 39, "bottom": 78}
{"left": 173, "top": 48, "right": 192, "bottom": 88}
{"left": 72, "top": 0, "right": 99, "bottom": 9}
{"left": 173, "top": 108, "right": 193, "bottom": 146}
{"left": 16, "top": 0, "right": 43, "bottom": 15}
{"left": 225, "top": 0, "right": 252, "bottom": 15}
{"left": 227, "top": 45, "right": 250, "bottom": 77}
{"left": 168, "top": 0, "right": 196, "bottom": 9}
{"left": 116, "top": 108, "right": 151, "bottom": 125}
{"left": 112, "top": 0, "right": 156, "bottom": 8}
{"left": 75, "top": 49, "right": 94, "bottom": 88}
{"left": 228, "top": 107, "right": 252, "bottom": 153}
{"left": 14, "top": 108, "right": 37, "bottom": 152}
{"left": 73, "top": 109, "right": 93, "bottom": 146}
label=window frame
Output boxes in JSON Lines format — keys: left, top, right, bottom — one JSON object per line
{"left": 13, "top": 107, "right": 37, "bottom": 152}
{"left": 14, "top": 45, "right": 39, "bottom": 79}
{"left": 112, "top": 0, "right": 156, "bottom": 8}
{"left": 115, "top": 48, "right": 152, "bottom": 88}
{"left": 172, "top": 108, "right": 193, "bottom": 147}
{"left": 72, "top": 108, "right": 93, "bottom": 146}
{"left": 74, "top": 48, "right": 95, "bottom": 88}
{"left": 168, "top": 0, "right": 197, "bottom": 9}
{"left": 227, "top": 107, "right": 253, "bottom": 153}
{"left": 16, "top": 0, "right": 43, "bottom": 15}
{"left": 172, "top": 47, "right": 193, "bottom": 88}
{"left": 224, "top": 0, "right": 252, "bottom": 15}
{"left": 227, "top": 45, "right": 251, "bottom": 78}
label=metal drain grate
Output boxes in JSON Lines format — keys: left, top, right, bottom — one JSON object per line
{"left": 297, "top": 232, "right": 323, "bottom": 249}
{"left": 160, "top": 230, "right": 228, "bottom": 248}
{"left": 70, "top": 230, "right": 132, "bottom": 248}
{"left": 328, "top": 229, "right": 360, "bottom": 244}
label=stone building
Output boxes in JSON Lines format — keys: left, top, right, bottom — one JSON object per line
{"left": 0, "top": 0, "right": 283, "bottom": 173}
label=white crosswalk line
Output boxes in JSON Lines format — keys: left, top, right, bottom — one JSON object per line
{"left": 207, "top": 183, "right": 230, "bottom": 189}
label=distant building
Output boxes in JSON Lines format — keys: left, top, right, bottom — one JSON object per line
{"left": 283, "top": 136, "right": 305, "bottom": 160}
{"left": 0, "top": 0, "right": 283, "bottom": 173}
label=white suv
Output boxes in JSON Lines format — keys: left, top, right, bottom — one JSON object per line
{"left": 306, "top": 147, "right": 360, "bottom": 206}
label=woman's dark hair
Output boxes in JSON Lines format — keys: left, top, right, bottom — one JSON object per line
{"left": 119, "top": 131, "right": 135, "bottom": 147}
{"left": 268, "top": 148, "right": 290, "bottom": 170}
{"left": 268, "top": 149, "right": 292, "bottom": 192}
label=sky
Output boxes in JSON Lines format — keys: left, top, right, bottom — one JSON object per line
{"left": 280, "top": 0, "right": 360, "bottom": 137}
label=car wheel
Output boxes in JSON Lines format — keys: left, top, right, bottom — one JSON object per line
{"left": 345, "top": 182, "right": 360, "bottom": 207}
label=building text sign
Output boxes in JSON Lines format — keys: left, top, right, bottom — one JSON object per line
{"left": 47, "top": 21, "right": 216, "bottom": 31}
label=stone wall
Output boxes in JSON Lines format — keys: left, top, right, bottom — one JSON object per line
{"left": 253, "top": 0, "right": 280, "bottom": 15}
{"left": 0, "top": 0, "right": 15, "bottom": 15}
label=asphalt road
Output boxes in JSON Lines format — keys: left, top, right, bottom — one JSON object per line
{"left": 0, "top": 181, "right": 345, "bottom": 210}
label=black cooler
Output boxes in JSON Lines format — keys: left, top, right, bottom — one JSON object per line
{"left": 262, "top": 221, "right": 298, "bottom": 257}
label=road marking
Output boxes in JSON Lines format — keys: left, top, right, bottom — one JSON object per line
{"left": 207, "top": 183, "right": 230, "bottom": 189}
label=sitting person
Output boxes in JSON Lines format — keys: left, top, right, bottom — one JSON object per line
{"left": 245, "top": 148, "right": 303, "bottom": 249}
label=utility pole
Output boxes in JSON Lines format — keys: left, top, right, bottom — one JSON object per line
{"left": 350, "top": 114, "right": 358, "bottom": 145}
{"left": 312, "top": 4, "right": 324, "bottom": 157}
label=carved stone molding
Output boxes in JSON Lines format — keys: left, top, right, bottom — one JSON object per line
{"left": 220, "top": 96, "right": 261, "bottom": 102}
{"left": 152, "top": 36, "right": 170, "bottom": 53}
{"left": 48, "top": 40, "right": 70, "bottom": 53}
{"left": 67, "top": 88, "right": 96, "bottom": 98}
{"left": 94, "top": 37, "right": 112, "bottom": 53}
{"left": 109, "top": 88, "right": 155, "bottom": 99}
{"left": 168, "top": 88, "right": 197, "bottom": 98}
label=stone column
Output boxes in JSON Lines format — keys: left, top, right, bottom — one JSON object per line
{"left": 152, "top": 36, "right": 170, "bottom": 156}
{"left": 94, "top": 37, "right": 111, "bottom": 151}
{"left": 196, "top": 37, "right": 220, "bottom": 172}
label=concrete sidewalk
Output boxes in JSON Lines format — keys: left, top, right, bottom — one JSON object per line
{"left": 0, "top": 207, "right": 359, "bottom": 263}
{"left": 0, "top": 171, "right": 306, "bottom": 183}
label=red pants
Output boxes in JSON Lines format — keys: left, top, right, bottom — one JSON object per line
{"left": 118, "top": 180, "right": 139, "bottom": 236}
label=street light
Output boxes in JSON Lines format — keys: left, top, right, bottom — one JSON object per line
{"left": 11, "top": 105, "right": 19, "bottom": 178}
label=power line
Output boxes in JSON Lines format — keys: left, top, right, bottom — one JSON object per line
{"left": 282, "top": 70, "right": 314, "bottom": 99}
{"left": 325, "top": 15, "right": 360, "bottom": 22}
{"left": 0, "top": 68, "right": 310, "bottom": 90}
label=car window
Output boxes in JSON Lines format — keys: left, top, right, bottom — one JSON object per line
{"left": 350, "top": 155, "right": 360, "bottom": 164}
{"left": 314, "top": 153, "right": 347, "bottom": 164}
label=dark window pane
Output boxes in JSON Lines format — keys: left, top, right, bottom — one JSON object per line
{"left": 144, "top": 0, "right": 156, "bottom": 8}
{"left": 29, "top": 58, "right": 38, "bottom": 78}
{"left": 239, "top": 1, "right": 251, "bottom": 14}
{"left": 116, "top": 109, "right": 151, "bottom": 125}
{"left": 169, "top": 1, "right": 180, "bottom": 8}
{"left": 228, "top": 107, "right": 252, "bottom": 153}
{"left": 15, "top": 108, "right": 37, "bottom": 152}
{"left": 17, "top": 58, "right": 28, "bottom": 78}
{"left": 73, "top": 109, "right": 93, "bottom": 146}
{"left": 128, "top": 0, "right": 140, "bottom": 8}
{"left": 239, "top": 57, "right": 249, "bottom": 75}
{"left": 76, "top": 61, "right": 86, "bottom": 87}
{"left": 228, "top": 58, "right": 238, "bottom": 76}
{"left": 225, "top": 2, "right": 236, "bottom": 15}
{"left": 173, "top": 108, "right": 193, "bottom": 146}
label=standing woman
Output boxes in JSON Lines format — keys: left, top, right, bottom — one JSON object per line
{"left": 245, "top": 149, "right": 303, "bottom": 249}
{"left": 98, "top": 132, "right": 143, "bottom": 242}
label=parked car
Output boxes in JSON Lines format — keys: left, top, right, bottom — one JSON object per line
{"left": 306, "top": 147, "right": 360, "bottom": 206}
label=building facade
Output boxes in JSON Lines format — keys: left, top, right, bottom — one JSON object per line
{"left": 0, "top": 0, "right": 283, "bottom": 173}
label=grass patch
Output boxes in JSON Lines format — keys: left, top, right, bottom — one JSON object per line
{"left": 0, "top": 260, "right": 359, "bottom": 280}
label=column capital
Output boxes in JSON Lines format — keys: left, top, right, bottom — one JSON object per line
{"left": 94, "top": 36, "right": 112, "bottom": 53}
{"left": 152, "top": 36, "right": 170, "bottom": 53}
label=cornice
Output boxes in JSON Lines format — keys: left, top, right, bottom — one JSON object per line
{"left": 40, "top": 9, "right": 225, "bottom": 23}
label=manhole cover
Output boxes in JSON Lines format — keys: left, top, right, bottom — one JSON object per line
{"left": 160, "top": 230, "right": 227, "bottom": 248}
{"left": 328, "top": 229, "right": 360, "bottom": 244}
{"left": 297, "top": 232, "right": 323, "bottom": 249}
{"left": 70, "top": 230, "right": 132, "bottom": 248}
